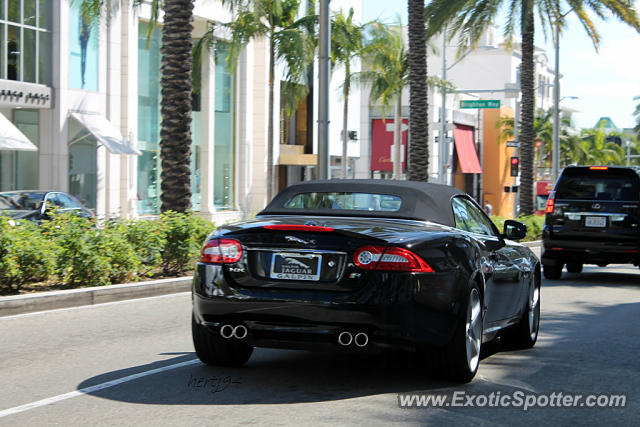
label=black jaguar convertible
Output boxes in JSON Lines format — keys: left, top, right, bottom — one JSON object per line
{"left": 192, "top": 180, "right": 540, "bottom": 382}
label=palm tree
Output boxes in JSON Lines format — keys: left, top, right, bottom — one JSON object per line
{"left": 425, "top": 0, "right": 640, "bottom": 215}
{"left": 81, "top": 0, "right": 194, "bottom": 213}
{"left": 407, "top": 0, "right": 429, "bottom": 181}
{"left": 158, "top": 0, "right": 195, "bottom": 213}
{"left": 331, "top": 8, "right": 367, "bottom": 179}
{"left": 359, "top": 23, "right": 409, "bottom": 179}
{"left": 219, "top": 0, "right": 316, "bottom": 201}
{"left": 574, "top": 128, "right": 626, "bottom": 165}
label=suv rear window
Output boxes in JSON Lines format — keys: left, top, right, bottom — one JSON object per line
{"left": 283, "top": 192, "right": 403, "bottom": 212}
{"left": 555, "top": 169, "right": 640, "bottom": 201}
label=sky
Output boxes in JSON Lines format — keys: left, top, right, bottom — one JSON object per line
{"left": 361, "top": 0, "right": 640, "bottom": 130}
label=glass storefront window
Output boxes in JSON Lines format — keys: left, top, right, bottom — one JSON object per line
{"left": 7, "top": 25, "right": 19, "bottom": 80}
{"left": 0, "top": 23, "right": 4, "bottom": 79}
{"left": 38, "top": 0, "right": 50, "bottom": 29}
{"left": 8, "top": 0, "right": 19, "bottom": 23}
{"left": 214, "top": 43, "right": 235, "bottom": 210}
{"left": 23, "top": 0, "right": 35, "bottom": 26}
{"left": 69, "top": 4, "right": 98, "bottom": 91}
{"left": 24, "top": 28, "right": 36, "bottom": 82}
{"left": 0, "top": 110, "right": 39, "bottom": 191}
{"left": 0, "top": 0, "right": 51, "bottom": 84}
{"left": 190, "top": 111, "right": 201, "bottom": 211}
{"left": 68, "top": 140, "right": 98, "bottom": 210}
{"left": 38, "top": 30, "right": 50, "bottom": 85}
{"left": 137, "top": 22, "right": 162, "bottom": 214}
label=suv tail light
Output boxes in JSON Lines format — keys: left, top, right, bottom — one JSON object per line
{"left": 200, "top": 239, "right": 243, "bottom": 264}
{"left": 545, "top": 191, "right": 556, "bottom": 214}
{"left": 353, "top": 246, "right": 434, "bottom": 272}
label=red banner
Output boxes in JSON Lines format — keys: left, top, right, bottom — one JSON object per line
{"left": 370, "top": 118, "right": 408, "bottom": 171}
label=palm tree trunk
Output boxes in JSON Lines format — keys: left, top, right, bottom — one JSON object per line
{"left": 159, "top": 0, "right": 194, "bottom": 213}
{"left": 393, "top": 96, "right": 403, "bottom": 179}
{"left": 267, "top": 38, "right": 275, "bottom": 202}
{"left": 341, "top": 70, "right": 350, "bottom": 179}
{"left": 518, "top": 3, "right": 535, "bottom": 216}
{"left": 407, "top": 0, "right": 429, "bottom": 181}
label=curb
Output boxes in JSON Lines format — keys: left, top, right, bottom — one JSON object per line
{"left": 522, "top": 240, "right": 542, "bottom": 248}
{"left": 0, "top": 276, "right": 193, "bottom": 317}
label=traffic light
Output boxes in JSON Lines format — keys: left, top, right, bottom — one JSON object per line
{"left": 510, "top": 156, "right": 519, "bottom": 177}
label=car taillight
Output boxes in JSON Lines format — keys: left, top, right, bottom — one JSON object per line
{"left": 589, "top": 166, "right": 608, "bottom": 170}
{"left": 200, "top": 239, "right": 243, "bottom": 264}
{"left": 545, "top": 191, "right": 555, "bottom": 214}
{"left": 353, "top": 245, "right": 434, "bottom": 272}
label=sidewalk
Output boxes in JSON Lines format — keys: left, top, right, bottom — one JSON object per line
{"left": 0, "top": 241, "right": 542, "bottom": 317}
{"left": 0, "top": 277, "right": 193, "bottom": 317}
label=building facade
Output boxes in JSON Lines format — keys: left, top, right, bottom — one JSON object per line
{"left": 0, "top": 0, "right": 362, "bottom": 222}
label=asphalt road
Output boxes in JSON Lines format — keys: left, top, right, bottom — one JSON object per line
{"left": 1, "top": 256, "right": 639, "bottom": 426}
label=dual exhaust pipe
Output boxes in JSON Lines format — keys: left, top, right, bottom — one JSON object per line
{"left": 338, "top": 331, "right": 369, "bottom": 348}
{"left": 220, "top": 324, "right": 248, "bottom": 340}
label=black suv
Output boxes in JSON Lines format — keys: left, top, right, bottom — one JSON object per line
{"left": 542, "top": 166, "right": 640, "bottom": 279}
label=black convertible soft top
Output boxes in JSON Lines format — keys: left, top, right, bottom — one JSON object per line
{"left": 259, "top": 179, "right": 466, "bottom": 227}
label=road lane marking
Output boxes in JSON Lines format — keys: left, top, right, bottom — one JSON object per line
{"left": 0, "top": 292, "right": 191, "bottom": 320}
{"left": 0, "top": 359, "right": 200, "bottom": 418}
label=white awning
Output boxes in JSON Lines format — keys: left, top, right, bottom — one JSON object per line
{"left": 70, "top": 112, "right": 142, "bottom": 155}
{"left": 0, "top": 112, "right": 38, "bottom": 151}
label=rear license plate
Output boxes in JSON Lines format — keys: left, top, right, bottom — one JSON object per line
{"left": 585, "top": 216, "right": 607, "bottom": 227}
{"left": 270, "top": 253, "right": 322, "bottom": 281}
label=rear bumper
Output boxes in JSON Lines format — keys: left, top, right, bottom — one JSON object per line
{"left": 542, "top": 236, "right": 640, "bottom": 266}
{"left": 192, "top": 263, "right": 466, "bottom": 351}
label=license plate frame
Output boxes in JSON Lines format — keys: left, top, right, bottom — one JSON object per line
{"left": 585, "top": 216, "right": 607, "bottom": 228}
{"left": 269, "top": 252, "right": 322, "bottom": 281}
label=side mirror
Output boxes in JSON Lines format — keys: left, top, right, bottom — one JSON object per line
{"left": 503, "top": 219, "right": 527, "bottom": 241}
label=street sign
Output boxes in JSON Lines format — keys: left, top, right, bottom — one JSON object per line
{"left": 506, "top": 140, "right": 519, "bottom": 147}
{"left": 460, "top": 100, "right": 500, "bottom": 109}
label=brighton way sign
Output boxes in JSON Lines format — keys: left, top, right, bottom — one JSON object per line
{"left": 460, "top": 100, "right": 500, "bottom": 109}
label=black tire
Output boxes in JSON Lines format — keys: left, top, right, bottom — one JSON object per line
{"left": 504, "top": 273, "right": 540, "bottom": 349}
{"left": 543, "top": 264, "right": 562, "bottom": 280}
{"left": 192, "top": 315, "right": 253, "bottom": 366}
{"left": 434, "top": 285, "right": 482, "bottom": 383}
{"left": 566, "top": 262, "right": 583, "bottom": 274}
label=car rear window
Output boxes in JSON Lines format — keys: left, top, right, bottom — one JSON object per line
{"left": 555, "top": 169, "right": 640, "bottom": 201}
{"left": 283, "top": 192, "right": 403, "bottom": 212}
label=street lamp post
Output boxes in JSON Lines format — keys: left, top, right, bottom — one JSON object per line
{"left": 317, "top": 0, "right": 331, "bottom": 180}
{"left": 552, "top": 20, "right": 561, "bottom": 182}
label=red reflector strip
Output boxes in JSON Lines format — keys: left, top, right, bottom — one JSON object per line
{"left": 627, "top": 250, "right": 639, "bottom": 253}
{"left": 589, "top": 166, "right": 609, "bottom": 170}
{"left": 263, "top": 224, "right": 334, "bottom": 232}
{"left": 551, "top": 247, "right": 563, "bottom": 251}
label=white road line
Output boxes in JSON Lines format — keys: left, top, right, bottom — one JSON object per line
{"left": 0, "top": 292, "right": 191, "bottom": 320}
{"left": 0, "top": 359, "right": 200, "bottom": 418}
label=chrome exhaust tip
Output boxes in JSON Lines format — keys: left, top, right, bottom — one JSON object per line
{"left": 337, "top": 331, "right": 353, "bottom": 346}
{"left": 233, "top": 325, "right": 248, "bottom": 339}
{"left": 220, "top": 324, "right": 235, "bottom": 339}
{"left": 354, "top": 332, "right": 369, "bottom": 348}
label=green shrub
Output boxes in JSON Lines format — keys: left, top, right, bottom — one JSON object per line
{"left": 0, "top": 217, "right": 56, "bottom": 291}
{"left": 517, "top": 214, "right": 545, "bottom": 241}
{"left": 101, "top": 220, "right": 142, "bottom": 283}
{"left": 121, "top": 218, "right": 167, "bottom": 277}
{"left": 160, "top": 212, "right": 215, "bottom": 276}
{"left": 41, "top": 213, "right": 113, "bottom": 287}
